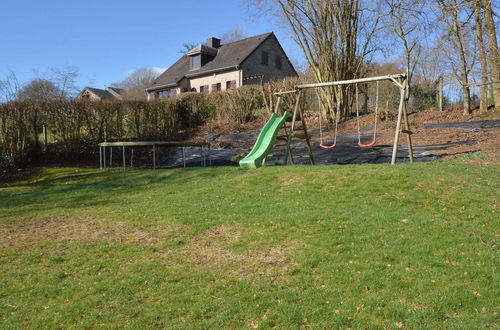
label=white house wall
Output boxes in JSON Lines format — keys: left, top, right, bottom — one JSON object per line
{"left": 188, "top": 70, "right": 242, "bottom": 92}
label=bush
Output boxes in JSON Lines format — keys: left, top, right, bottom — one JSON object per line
{"left": 0, "top": 78, "right": 311, "bottom": 168}
{"left": 410, "top": 85, "right": 438, "bottom": 111}
{"left": 208, "top": 86, "right": 264, "bottom": 124}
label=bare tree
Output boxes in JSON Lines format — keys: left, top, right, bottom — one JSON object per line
{"left": 384, "top": 0, "right": 428, "bottom": 99}
{"left": 50, "top": 66, "right": 80, "bottom": 100}
{"left": 470, "top": 0, "right": 489, "bottom": 112}
{"left": 113, "top": 68, "right": 161, "bottom": 101}
{"left": 178, "top": 42, "right": 199, "bottom": 54}
{"left": 0, "top": 71, "right": 22, "bottom": 103}
{"left": 414, "top": 46, "right": 446, "bottom": 88}
{"left": 483, "top": 0, "right": 499, "bottom": 109}
{"left": 18, "top": 79, "right": 61, "bottom": 102}
{"left": 437, "top": 0, "right": 473, "bottom": 115}
{"left": 251, "top": 0, "right": 383, "bottom": 121}
{"left": 220, "top": 27, "right": 247, "bottom": 43}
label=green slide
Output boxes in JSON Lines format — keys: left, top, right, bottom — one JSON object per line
{"left": 239, "top": 111, "right": 291, "bottom": 169}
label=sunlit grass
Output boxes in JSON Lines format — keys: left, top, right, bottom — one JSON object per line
{"left": 0, "top": 160, "right": 498, "bottom": 328}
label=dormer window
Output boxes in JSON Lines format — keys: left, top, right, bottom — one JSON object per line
{"left": 187, "top": 43, "right": 218, "bottom": 70}
{"left": 191, "top": 55, "right": 201, "bottom": 69}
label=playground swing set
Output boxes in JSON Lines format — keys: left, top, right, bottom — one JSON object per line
{"left": 239, "top": 73, "right": 415, "bottom": 168}
{"left": 317, "top": 81, "right": 380, "bottom": 149}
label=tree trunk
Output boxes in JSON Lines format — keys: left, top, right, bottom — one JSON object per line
{"left": 473, "top": 0, "right": 488, "bottom": 112}
{"left": 484, "top": 0, "right": 500, "bottom": 109}
{"left": 450, "top": 0, "right": 471, "bottom": 115}
{"left": 276, "top": 0, "right": 379, "bottom": 122}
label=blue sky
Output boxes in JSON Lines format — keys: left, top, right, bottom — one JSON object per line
{"left": 0, "top": 0, "right": 301, "bottom": 90}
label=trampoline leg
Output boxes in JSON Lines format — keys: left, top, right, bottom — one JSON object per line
{"left": 208, "top": 144, "right": 211, "bottom": 166}
{"left": 131, "top": 148, "right": 134, "bottom": 167}
{"left": 110, "top": 147, "right": 112, "bottom": 167}
{"left": 153, "top": 145, "right": 156, "bottom": 170}
{"left": 182, "top": 146, "right": 186, "bottom": 168}
{"left": 122, "top": 146, "right": 126, "bottom": 170}
{"left": 157, "top": 147, "right": 160, "bottom": 168}
{"left": 99, "top": 147, "right": 102, "bottom": 169}
{"left": 103, "top": 147, "right": 106, "bottom": 168}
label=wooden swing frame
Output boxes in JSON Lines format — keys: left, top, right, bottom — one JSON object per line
{"left": 274, "top": 73, "right": 414, "bottom": 165}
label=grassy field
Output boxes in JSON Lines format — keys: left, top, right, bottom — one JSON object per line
{"left": 0, "top": 159, "right": 498, "bottom": 328}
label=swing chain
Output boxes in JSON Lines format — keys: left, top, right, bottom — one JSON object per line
{"left": 317, "top": 87, "right": 340, "bottom": 149}
{"left": 356, "top": 83, "right": 361, "bottom": 144}
{"left": 356, "top": 81, "right": 380, "bottom": 147}
{"left": 317, "top": 88, "right": 323, "bottom": 144}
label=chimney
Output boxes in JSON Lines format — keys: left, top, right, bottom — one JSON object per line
{"left": 207, "top": 37, "right": 221, "bottom": 49}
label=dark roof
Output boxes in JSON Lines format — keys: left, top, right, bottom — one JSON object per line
{"left": 147, "top": 32, "right": 274, "bottom": 91}
{"left": 85, "top": 87, "right": 117, "bottom": 100}
{"left": 186, "top": 44, "right": 218, "bottom": 56}
{"left": 107, "top": 87, "right": 124, "bottom": 95}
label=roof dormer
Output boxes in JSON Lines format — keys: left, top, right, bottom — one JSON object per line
{"left": 187, "top": 38, "right": 220, "bottom": 69}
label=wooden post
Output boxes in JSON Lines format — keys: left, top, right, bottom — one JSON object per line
{"left": 274, "top": 96, "right": 282, "bottom": 115}
{"left": 438, "top": 76, "right": 444, "bottom": 112}
{"left": 298, "top": 104, "right": 315, "bottom": 165}
{"left": 402, "top": 79, "right": 414, "bottom": 163}
{"left": 284, "top": 90, "right": 302, "bottom": 165}
{"left": 281, "top": 124, "right": 295, "bottom": 165}
{"left": 391, "top": 86, "right": 406, "bottom": 164}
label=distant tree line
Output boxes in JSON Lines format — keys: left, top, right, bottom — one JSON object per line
{"left": 250, "top": 0, "right": 499, "bottom": 120}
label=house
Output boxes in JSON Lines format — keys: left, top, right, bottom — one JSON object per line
{"left": 76, "top": 87, "right": 125, "bottom": 101}
{"left": 146, "top": 32, "right": 298, "bottom": 100}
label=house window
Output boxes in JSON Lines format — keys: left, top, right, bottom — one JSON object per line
{"left": 183, "top": 88, "right": 189, "bottom": 93}
{"left": 275, "top": 56, "right": 282, "bottom": 70}
{"left": 191, "top": 55, "right": 201, "bottom": 69}
{"left": 200, "top": 85, "right": 209, "bottom": 94}
{"left": 211, "top": 83, "right": 221, "bottom": 92}
{"left": 261, "top": 51, "right": 269, "bottom": 66}
{"left": 158, "top": 89, "right": 177, "bottom": 98}
{"left": 226, "top": 80, "right": 236, "bottom": 90}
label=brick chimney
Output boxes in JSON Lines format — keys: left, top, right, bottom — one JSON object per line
{"left": 206, "top": 37, "right": 221, "bottom": 49}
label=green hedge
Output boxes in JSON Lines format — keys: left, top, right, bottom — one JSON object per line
{"left": 0, "top": 79, "right": 301, "bottom": 170}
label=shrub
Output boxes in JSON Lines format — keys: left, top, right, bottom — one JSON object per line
{"left": 0, "top": 78, "right": 311, "bottom": 168}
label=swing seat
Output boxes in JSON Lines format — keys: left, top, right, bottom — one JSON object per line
{"left": 320, "top": 142, "right": 337, "bottom": 149}
{"left": 357, "top": 140, "right": 376, "bottom": 147}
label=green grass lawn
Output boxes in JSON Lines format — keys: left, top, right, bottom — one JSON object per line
{"left": 0, "top": 159, "right": 498, "bottom": 328}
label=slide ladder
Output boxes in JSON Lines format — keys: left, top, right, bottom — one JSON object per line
{"left": 239, "top": 112, "right": 292, "bottom": 169}
{"left": 270, "top": 111, "right": 315, "bottom": 165}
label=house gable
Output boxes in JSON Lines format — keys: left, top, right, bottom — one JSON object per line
{"left": 146, "top": 32, "right": 298, "bottom": 99}
{"left": 75, "top": 87, "right": 122, "bottom": 101}
{"left": 240, "top": 33, "right": 298, "bottom": 84}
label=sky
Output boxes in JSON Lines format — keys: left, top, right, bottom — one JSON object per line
{"left": 0, "top": 0, "right": 302, "bottom": 91}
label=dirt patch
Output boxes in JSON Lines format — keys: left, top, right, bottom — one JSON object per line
{"left": 162, "top": 225, "right": 300, "bottom": 281}
{"left": 278, "top": 174, "right": 306, "bottom": 186}
{"left": 306, "top": 107, "right": 500, "bottom": 162}
{"left": 0, "top": 216, "right": 184, "bottom": 249}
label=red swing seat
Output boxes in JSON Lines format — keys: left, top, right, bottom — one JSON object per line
{"left": 320, "top": 142, "right": 337, "bottom": 149}
{"left": 357, "top": 140, "right": 376, "bottom": 148}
